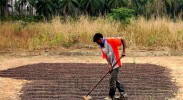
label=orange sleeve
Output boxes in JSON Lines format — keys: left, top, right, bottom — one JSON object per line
{"left": 107, "top": 38, "right": 122, "bottom": 47}
{"left": 114, "top": 38, "right": 122, "bottom": 46}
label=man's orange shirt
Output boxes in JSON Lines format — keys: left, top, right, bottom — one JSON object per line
{"left": 101, "top": 37, "right": 122, "bottom": 68}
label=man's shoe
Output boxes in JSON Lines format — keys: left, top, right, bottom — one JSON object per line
{"left": 104, "top": 96, "right": 113, "bottom": 100}
{"left": 120, "top": 92, "right": 128, "bottom": 98}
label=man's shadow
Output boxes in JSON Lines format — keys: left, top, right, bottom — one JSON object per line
{"left": 0, "top": 63, "right": 178, "bottom": 100}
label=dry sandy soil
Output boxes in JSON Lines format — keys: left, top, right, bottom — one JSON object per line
{"left": 0, "top": 55, "right": 183, "bottom": 100}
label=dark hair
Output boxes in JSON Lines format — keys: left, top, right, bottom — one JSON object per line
{"left": 93, "top": 33, "right": 103, "bottom": 42}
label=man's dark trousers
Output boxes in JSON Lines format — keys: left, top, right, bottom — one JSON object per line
{"left": 109, "top": 68, "right": 125, "bottom": 98}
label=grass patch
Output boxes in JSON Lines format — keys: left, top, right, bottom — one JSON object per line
{"left": 0, "top": 16, "right": 182, "bottom": 51}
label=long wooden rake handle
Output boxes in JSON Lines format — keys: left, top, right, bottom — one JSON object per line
{"left": 85, "top": 56, "right": 123, "bottom": 96}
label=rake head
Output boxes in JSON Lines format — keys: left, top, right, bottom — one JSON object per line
{"left": 83, "top": 95, "right": 92, "bottom": 100}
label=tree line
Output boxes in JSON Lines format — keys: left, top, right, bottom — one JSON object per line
{"left": 0, "top": 0, "right": 183, "bottom": 20}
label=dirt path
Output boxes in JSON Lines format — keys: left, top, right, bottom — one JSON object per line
{"left": 0, "top": 55, "right": 183, "bottom": 100}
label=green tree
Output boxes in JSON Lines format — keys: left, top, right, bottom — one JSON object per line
{"left": 178, "top": 0, "right": 183, "bottom": 18}
{"left": 0, "top": 0, "right": 8, "bottom": 16}
{"left": 1, "top": 0, "right": 182, "bottom": 20}
{"left": 28, "top": 0, "right": 37, "bottom": 15}
{"left": 28, "top": 0, "right": 37, "bottom": 7}
{"left": 35, "top": 0, "right": 55, "bottom": 20}
{"left": 15, "top": 0, "right": 25, "bottom": 15}
{"left": 106, "top": 0, "right": 129, "bottom": 9}
{"left": 58, "top": 0, "right": 80, "bottom": 17}
{"left": 80, "top": 0, "right": 105, "bottom": 16}
{"left": 50, "top": 0, "right": 59, "bottom": 16}
{"left": 129, "top": 0, "right": 148, "bottom": 16}
{"left": 100, "top": 0, "right": 110, "bottom": 15}
{"left": 109, "top": 7, "right": 134, "bottom": 24}
{"left": 170, "top": 0, "right": 183, "bottom": 18}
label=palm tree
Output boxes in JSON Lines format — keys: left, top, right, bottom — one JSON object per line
{"left": 0, "top": 0, "right": 2, "bottom": 16}
{"left": 80, "top": 0, "right": 104, "bottom": 16}
{"left": 15, "top": 0, "right": 27, "bottom": 15}
{"left": 28, "top": 0, "right": 38, "bottom": 15}
{"left": 10, "top": 0, "right": 13, "bottom": 14}
{"left": 58, "top": 0, "right": 80, "bottom": 17}
{"left": 129, "top": 0, "right": 148, "bottom": 16}
{"left": 0, "top": 0, "right": 8, "bottom": 16}
{"left": 35, "top": 0, "right": 55, "bottom": 20}
{"left": 51, "top": 0, "right": 59, "bottom": 16}
{"left": 170, "top": 0, "right": 183, "bottom": 18}
{"left": 106, "top": 0, "right": 129, "bottom": 9}
{"left": 100, "top": 0, "right": 110, "bottom": 15}
{"left": 178, "top": 0, "right": 183, "bottom": 18}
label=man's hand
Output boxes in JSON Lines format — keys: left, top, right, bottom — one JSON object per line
{"left": 108, "top": 65, "right": 112, "bottom": 73}
{"left": 121, "top": 51, "right": 126, "bottom": 58}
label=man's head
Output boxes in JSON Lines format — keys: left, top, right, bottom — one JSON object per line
{"left": 93, "top": 33, "right": 103, "bottom": 42}
{"left": 93, "top": 33, "right": 104, "bottom": 47}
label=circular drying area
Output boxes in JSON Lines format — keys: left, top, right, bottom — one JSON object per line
{"left": 0, "top": 63, "right": 178, "bottom": 100}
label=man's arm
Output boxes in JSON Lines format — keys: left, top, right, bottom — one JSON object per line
{"left": 106, "top": 57, "right": 113, "bottom": 72}
{"left": 121, "top": 37, "right": 126, "bottom": 57}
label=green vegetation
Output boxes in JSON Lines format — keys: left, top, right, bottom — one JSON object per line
{"left": 109, "top": 7, "right": 134, "bottom": 24}
{"left": 0, "top": 16, "right": 182, "bottom": 51}
{"left": 0, "top": 0, "right": 183, "bottom": 52}
{"left": 0, "top": 15, "right": 43, "bottom": 22}
{"left": 0, "top": 0, "right": 183, "bottom": 20}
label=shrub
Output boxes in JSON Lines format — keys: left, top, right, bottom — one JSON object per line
{"left": 0, "top": 15, "right": 43, "bottom": 22}
{"left": 109, "top": 7, "right": 135, "bottom": 24}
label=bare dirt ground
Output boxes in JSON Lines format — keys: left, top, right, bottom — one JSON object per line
{"left": 0, "top": 55, "right": 183, "bottom": 100}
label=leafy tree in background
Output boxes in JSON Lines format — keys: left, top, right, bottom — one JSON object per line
{"left": 179, "top": 0, "right": 183, "bottom": 18}
{"left": 128, "top": 0, "right": 148, "bottom": 17}
{"left": 35, "top": 0, "right": 56, "bottom": 20}
{"left": 50, "top": 0, "right": 59, "bottom": 16}
{"left": 1, "top": 0, "right": 183, "bottom": 20}
{"left": 80, "top": 0, "right": 104, "bottom": 16}
{"left": 15, "top": 0, "right": 25, "bottom": 15}
{"left": 100, "top": 0, "right": 110, "bottom": 15}
{"left": 106, "top": 0, "right": 129, "bottom": 9}
{"left": 28, "top": 0, "right": 37, "bottom": 15}
{"left": 0, "top": 0, "right": 8, "bottom": 16}
{"left": 109, "top": 7, "right": 134, "bottom": 24}
{"left": 169, "top": 0, "right": 183, "bottom": 18}
{"left": 28, "top": 0, "right": 37, "bottom": 7}
{"left": 58, "top": 0, "right": 80, "bottom": 17}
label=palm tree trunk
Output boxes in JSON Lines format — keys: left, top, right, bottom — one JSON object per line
{"left": 0, "top": 7, "right": 2, "bottom": 17}
{"left": 3, "top": 0, "right": 8, "bottom": 16}
{"left": 30, "top": 5, "right": 33, "bottom": 16}
{"left": 0, "top": 0, "right": 2, "bottom": 16}
{"left": 11, "top": 0, "right": 13, "bottom": 15}
{"left": 20, "top": 0, "right": 23, "bottom": 16}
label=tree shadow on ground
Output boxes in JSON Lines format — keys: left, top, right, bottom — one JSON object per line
{"left": 0, "top": 63, "right": 178, "bottom": 100}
